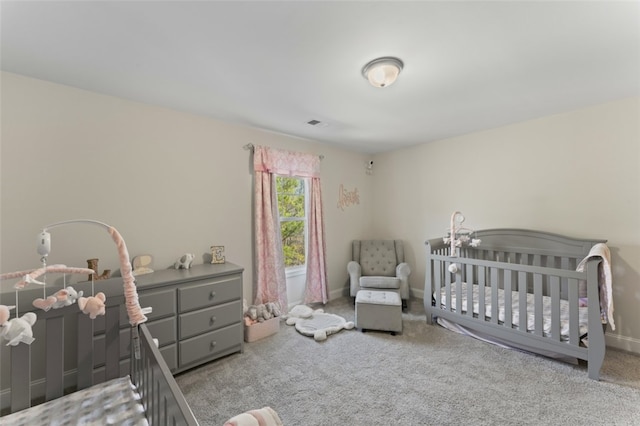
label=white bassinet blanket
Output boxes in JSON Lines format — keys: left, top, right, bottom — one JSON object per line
{"left": 576, "top": 243, "right": 614, "bottom": 331}
{"left": 438, "top": 283, "right": 589, "bottom": 341}
{"left": 0, "top": 376, "right": 147, "bottom": 426}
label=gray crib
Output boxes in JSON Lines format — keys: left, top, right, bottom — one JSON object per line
{"left": 424, "top": 228, "right": 608, "bottom": 380}
{"left": 0, "top": 294, "right": 198, "bottom": 425}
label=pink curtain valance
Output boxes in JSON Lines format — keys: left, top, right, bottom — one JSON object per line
{"left": 253, "top": 146, "right": 321, "bottom": 178}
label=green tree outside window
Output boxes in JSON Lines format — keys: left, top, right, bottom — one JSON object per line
{"left": 276, "top": 176, "right": 306, "bottom": 268}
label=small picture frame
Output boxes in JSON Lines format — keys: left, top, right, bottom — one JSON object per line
{"left": 211, "top": 245, "right": 226, "bottom": 264}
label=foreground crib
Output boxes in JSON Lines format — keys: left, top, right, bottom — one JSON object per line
{"left": 424, "top": 228, "right": 608, "bottom": 380}
{"left": 0, "top": 297, "right": 198, "bottom": 425}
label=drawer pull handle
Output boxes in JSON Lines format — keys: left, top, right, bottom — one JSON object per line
{"left": 210, "top": 341, "right": 217, "bottom": 349}
{"left": 210, "top": 316, "right": 216, "bottom": 324}
{"left": 210, "top": 291, "right": 216, "bottom": 298}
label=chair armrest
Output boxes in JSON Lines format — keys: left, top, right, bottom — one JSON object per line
{"left": 348, "top": 261, "right": 361, "bottom": 279}
{"left": 396, "top": 262, "right": 411, "bottom": 300}
{"left": 348, "top": 261, "right": 362, "bottom": 297}
{"left": 396, "top": 262, "right": 411, "bottom": 279}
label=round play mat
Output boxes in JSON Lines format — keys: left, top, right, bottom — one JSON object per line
{"left": 294, "top": 312, "right": 354, "bottom": 341}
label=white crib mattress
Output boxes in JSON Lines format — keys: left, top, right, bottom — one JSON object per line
{"left": 0, "top": 376, "right": 148, "bottom": 426}
{"left": 437, "top": 282, "right": 589, "bottom": 341}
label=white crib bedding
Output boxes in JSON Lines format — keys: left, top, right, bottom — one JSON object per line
{"left": 436, "top": 282, "right": 589, "bottom": 341}
{"left": 1, "top": 376, "right": 148, "bottom": 426}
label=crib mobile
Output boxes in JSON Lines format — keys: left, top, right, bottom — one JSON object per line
{"left": 0, "top": 219, "right": 150, "bottom": 351}
{"left": 442, "top": 211, "right": 481, "bottom": 273}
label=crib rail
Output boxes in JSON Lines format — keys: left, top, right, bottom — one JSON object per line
{"left": 3, "top": 303, "right": 123, "bottom": 413}
{"left": 424, "top": 229, "right": 607, "bottom": 380}
{"left": 2, "top": 303, "right": 198, "bottom": 424}
{"left": 429, "top": 253, "right": 590, "bottom": 345}
{"left": 133, "top": 323, "right": 198, "bottom": 425}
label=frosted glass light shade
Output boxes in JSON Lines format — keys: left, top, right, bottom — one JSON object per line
{"left": 362, "top": 57, "right": 403, "bottom": 88}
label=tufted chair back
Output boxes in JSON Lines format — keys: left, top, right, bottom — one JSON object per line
{"left": 353, "top": 240, "right": 404, "bottom": 277}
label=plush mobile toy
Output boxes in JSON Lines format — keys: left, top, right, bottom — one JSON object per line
{"left": 0, "top": 305, "right": 37, "bottom": 346}
{"left": 77, "top": 292, "right": 106, "bottom": 319}
{"left": 32, "top": 286, "right": 83, "bottom": 312}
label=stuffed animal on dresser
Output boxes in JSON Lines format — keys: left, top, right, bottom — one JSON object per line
{"left": 174, "top": 253, "right": 195, "bottom": 269}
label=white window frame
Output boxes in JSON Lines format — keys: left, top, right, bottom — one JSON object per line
{"left": 276, "top": 176, "right": 309, "bottom": 278}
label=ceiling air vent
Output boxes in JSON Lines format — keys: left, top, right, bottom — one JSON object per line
{"left": 307, "top": 119, "right": 329, "bottom": 128}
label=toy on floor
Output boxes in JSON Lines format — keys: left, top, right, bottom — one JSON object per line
{"left": 283, "top": 304, "right": 354, "bottom": 341}
{"left": 244, "top": 301, "right": 282, "bottom": 325}
{"left": 224, "top": 406, "right": 283, "bottom": 426}
{"left": 281, "top": 304, "right": 320, "bottom": 325}
{"left": 0, "top": 305, "right": 37, "bottom": 346}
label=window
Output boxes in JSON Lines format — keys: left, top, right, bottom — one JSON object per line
{"left": 276, "top": 176, "right": 308, "bottom": 271}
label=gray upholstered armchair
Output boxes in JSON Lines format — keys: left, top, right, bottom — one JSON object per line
{"left": 348, "top": 240, "right": 411, "bottom": 310}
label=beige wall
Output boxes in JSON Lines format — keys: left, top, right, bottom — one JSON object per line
{"left": 372, "top": 97, "right": 640, "bottom": 352}
{"left": 0, "top": 72, "right": 374, "bottom": 302}
{"left": 2, "top": 72, "right": 638, "bottom": 353}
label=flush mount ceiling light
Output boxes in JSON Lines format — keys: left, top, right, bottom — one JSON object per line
{"left": 362, "top": 57, "right": 404, "bottom": 88}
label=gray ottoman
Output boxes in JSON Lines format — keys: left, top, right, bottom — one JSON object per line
{"left": 355, "top": 290, "right": 402, "bottom": 335}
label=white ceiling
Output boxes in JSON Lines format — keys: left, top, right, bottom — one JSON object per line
{"left": 2, "top": 1, "right": 639, "bottom": 154}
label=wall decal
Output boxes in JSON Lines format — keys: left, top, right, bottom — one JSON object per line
{"left": 337, "top": 184, "right": 360, "bottom": 211}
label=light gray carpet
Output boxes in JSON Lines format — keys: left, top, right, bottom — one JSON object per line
{"left": 175, "top": 297, "right": 640, "bottom": 425}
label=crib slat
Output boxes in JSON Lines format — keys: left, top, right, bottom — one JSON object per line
{"left": 478, "top": 266, "right": 486, "bottom": 320}
{"left": 518, "top": 272, "right": 527, "bottom": 331}
{"left": 45, "top": 315, "right": 64, "bottom": 401}
{"left": 434, "top": 260, "right": 441, "bottom": 308}
{"left": 150, "top": 367, "right": 157, "bottom": 424}
{"left": 104, "top": 305, "right": 120, "bottom": 381}
{"left": 534, "top": 273, "right": 543, "bottom": 336}
{"left": 504, "top": 269, "right": 512, "bottom": 328}
{"left": 455, "top": 271, "right": 463, "bottom": 315}
{"left": 568, "top": 278, "right": 580, "bottom": 346}
{"left": 466, "top": 264, "right": 474, "bottom": 318}
{"left": 490, "top": 267, "right": 498, "bottom": 324}
{"left": 550, "top": 275, "right": 560, "bottom": 341}
{"left": 77, "top": 313, "right": 94, "bottom": 390}
{"left": 11, "top": 343, "right": 31, "bottom": 412}
{"left": 445, "top": 262, "right": 452, "bottom": 312}
{"left": 560, "top": 257, "right": 570, "bottom": 300}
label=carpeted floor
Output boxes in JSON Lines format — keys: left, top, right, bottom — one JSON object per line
{"left": 175, "top": 297, "right": 640, "bottom": 425}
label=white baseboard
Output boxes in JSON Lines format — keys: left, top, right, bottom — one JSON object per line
{"left": 288, "top": 288, "right": 348, "bottom": 309}
{"left": 605, "top": 332, "right": 640, "bottom": 354}
{"left": 411, "top": 288, "right": 426, "bottom": 300}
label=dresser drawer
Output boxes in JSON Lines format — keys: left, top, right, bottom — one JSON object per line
{"left": 179, "top": 323, "right": 242, "bottom": 367}
{"left": 93, "top": 288, "right": 177, "bottom": 332}
{"left": 93, "top": 344, "right": 177, "bottom": 383}
{"left": 179, "top": 300, "right": 242, "bottom": 340}
{"left": 178, "top": 275, "right": 241, "bottom": 312}
{"left": 94, "top": 317, "right": 176, "bottom": 366}
{"left": 122, "top": 288, "right": 177, "bottom": 323}
{"left": 120, "top": 344, "right": 178, "bottom": 374}
{"left": 158, "top": 344, "right": 177, "bottom": 371}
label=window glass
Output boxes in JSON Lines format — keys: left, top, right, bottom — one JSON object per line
{"left": 276, "top": 176, "right": 306, "bottom": 268}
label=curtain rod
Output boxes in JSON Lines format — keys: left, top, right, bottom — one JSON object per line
{"left": 243, "top": 143, "right": 324, "bottom": 160}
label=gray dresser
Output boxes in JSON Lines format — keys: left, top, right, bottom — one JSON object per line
{"left": 107, "top": 262, "right": 245, "bottom": 374}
